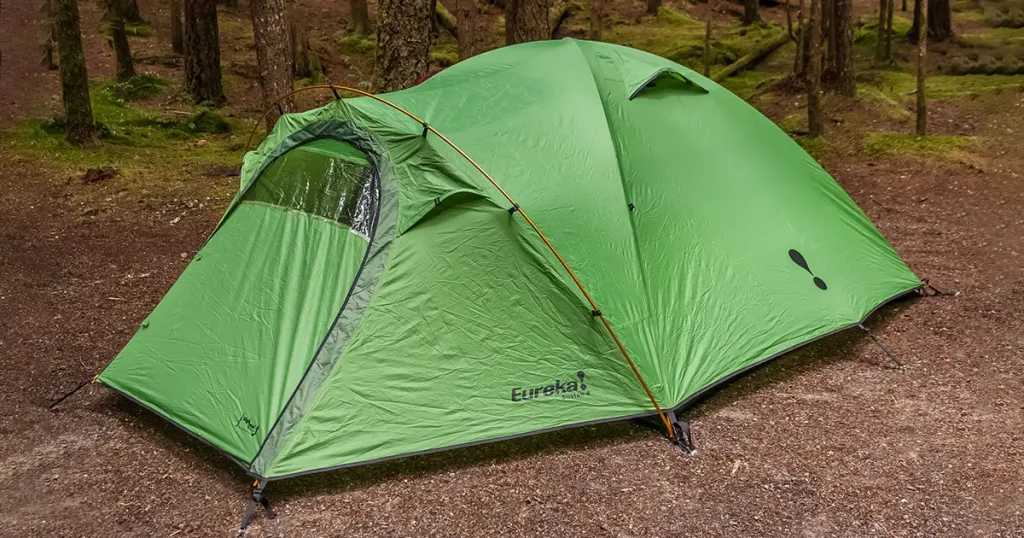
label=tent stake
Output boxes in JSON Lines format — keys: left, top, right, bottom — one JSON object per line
{"left": 238, "top": 478, "right": 276, "bottom": 535}
{"left": 665, "top": 409, "right": 696, "bottom": 454}
{"left": 858, "top": 323, "right": 903, "bottom": 368}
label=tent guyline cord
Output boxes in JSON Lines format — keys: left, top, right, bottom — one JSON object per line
{"left": 857, "top": 323, "right": 903, "bottom": 368}
{"left": 244, "top": 85, "right": 677, "bottom": 442}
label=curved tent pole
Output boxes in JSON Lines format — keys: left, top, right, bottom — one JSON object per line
{"left": 244, "top": 85, "right": 675, "bottom": 439}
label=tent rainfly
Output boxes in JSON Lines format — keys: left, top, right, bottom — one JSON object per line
{"left": 98, "top": 38, "right": 921, "bottom": 528}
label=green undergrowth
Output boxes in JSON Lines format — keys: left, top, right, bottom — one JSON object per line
{"left": 863, "top": 132, "right": 983, "bottom": 166}
{"left": 719, "top": 70, "right": 782, "bottom": 99}
{"left": 792, "top": 135, "right": 831, "bottom": 160}
{"left": 605, "top": 7, "right": 787, "bottom": 72}
{"left": 853, "top": 14, "right": 914, "bottom": 49}
{"left": 101, "top": 74, "right": 167, "bottom": 101}
{"left": 875, "top": 71, "right": 1024, "bottom": 98}
{"left": 337, "top": 32, "right": 376, "bottom": 56}
{"left": 430, "top": 38, "right": 459, "bottom": 68}
{"left": 1, "top": 78, "right": 246, "bottom": 211}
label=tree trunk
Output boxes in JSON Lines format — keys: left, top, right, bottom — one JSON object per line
{"left": 785, "top": 0, "right": 793, "bottom": 37}
{"left": 589, "top": 0, "right": 602, "bottom": 40}
{"left": 646, "top": 0, "right": 660, "bottom": 15}
{"left": 217, "top": 0, "right": 237, "bottom": 8}
{"left": 505, "top": 0, "right": 549, "bottom": 44}
{"left": 885, "top": 0, "right": 894, "bottom": 58}
{"left": 901, "top": 0, "right": 906, "bottom": 10}
{"left": 289, "top": 22, "right": 311, "bottom": 77}
{"left": 825, "top": 0, "right": 836, "bottom": 76}
{"left": 110, "top": 0, "right": 135, "bottom": 81}
{"left": 704, "top": 8, "right": 712, "bottom": 77}
{"left": 250, "top": 0, "right": 292, "bottom": 128}
{"left": 124, "top": 0, "right": 141, "bottom": 23}
{"left": 928, "top": 0, "right": 951, "bottom": 40}
{"left": 457, "top": 0, "right": 479, "bottom": 59}
{"left": 807, "top": 0, "right": 823, "bottom": 137}
{"left": 170, "top": 0, "right": 184, "bottom": 53}
{"left": 834, "top": 0, "right": 853, "bottom": 95}
{"left": 43, "top": 0, "right": 59, "bottom": 70}
{"left": 916, "top": 0, "right": 927, "bottom": 135}
{"left": 54, "top": 0, "right": 94, "bottom": 144}
{"left": 794, "top": 0, "right": 805, "bottom": 75}
{"left": 742, "top": 0, "right": 759, "bottom": 25}
{"left": 875, "top": 0, "right": 887, "bottom": 62}
{"left": 184, "top": 0, "right": 225, "bottom": 105}
{"left": 375, "top": 0, "right": 432, "bottom": 92}
{"left": 350, "top": 0, "right": 370, "bottom": 35}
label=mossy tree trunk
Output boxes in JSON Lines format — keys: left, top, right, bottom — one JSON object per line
{"left": 170, "top": 0, "right": 184, "bottom": 53}
{"left": 350, "top": 0, "right": 370, "bottom": 35}
{"left": 646, "top": 0, "right": 660, "bottom": 15}
{"left": 374, "top": 0, "right": 432, "bottom": 92}
{"left": 251, "top": 0, "right": 293, "bottom": 128}
{"left": 456, "top": 0, "right": 479, "bottom": 59}
{"left": 184, "top": 0, "right": 225, "bottom": 105}
{"left": 505, "top": 0, "right": 549, "bottom": 44}
{"left": 807, "top": 0, "right": 823, "bottom": 137}
{"left": 742, "top": 0, "right": 759, "bottom": 25}
{"left": 916, "top": 0, "right": 927, "bottom": 135}
{"left": 43, "top": 0, "right": 59, "bottom": 70}
{"left": 794, "top": 0, "right": 805, "bottom": 75}
{"left": 290, "top": 22, "right": 311, "bottom": 77}
{"left": 54, "top": 0, "right": 94, "bottom": 144}
{"left": 834, "top": 0, "right": 853, "bottom": 95}
{"left": 109, "top": 0, "right": 136, "bottom": 81}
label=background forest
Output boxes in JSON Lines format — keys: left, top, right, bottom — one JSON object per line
{"left": 1, "top": 0, "right": 1023, "bottom": 535}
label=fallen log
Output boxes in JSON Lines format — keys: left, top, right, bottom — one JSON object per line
{"left": 711, "top": 31, "right": 791, "bottom": 82}
{"left": 436, "top": 1, "right": 458, "bottom": 39}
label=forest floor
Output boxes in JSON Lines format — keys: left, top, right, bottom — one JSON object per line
{"left": 1, "top": 0, "right": 1023, "bottom": 535}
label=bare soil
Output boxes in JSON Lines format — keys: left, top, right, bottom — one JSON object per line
{"left": 1, "top": 0, "right": 1023, "bottom": 535}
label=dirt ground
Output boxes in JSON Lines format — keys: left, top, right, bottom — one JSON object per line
{"left": 2, "top": 0, "right": 1023, "bottom": 535}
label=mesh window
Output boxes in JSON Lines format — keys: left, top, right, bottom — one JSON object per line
{"left": 243, "top": 138, "right": 378, "bottom": 236}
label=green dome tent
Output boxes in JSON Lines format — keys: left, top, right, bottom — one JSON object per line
{"left": 98, "top": 39, "right": 921, "bottom": 484}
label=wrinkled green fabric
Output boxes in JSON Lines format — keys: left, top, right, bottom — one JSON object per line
{"left": 100, "top": 39, "right": 920, "bottom": 479}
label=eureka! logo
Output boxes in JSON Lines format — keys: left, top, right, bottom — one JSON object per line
{"left": 511, "top": 371, "right": 591, "bottom": 402}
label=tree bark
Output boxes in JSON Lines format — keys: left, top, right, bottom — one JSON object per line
{"left": 109, "top": 0, "right": 135, "bottom": 81}
{"left": 43, "top": 0, "right": 59, "bottom": 70}
{"left": 646, "top": 0, "right": 660, "bottom": 15}
{"left": 794, "top": 0, "right": 805, "bottom": 75}
{"left": 54, "top": 0, "right": 94, "bottom": 144}
{"left": 375, "top": 0, "right": 432, "bottom": 92}
{"left": 807, "top": 0, "right": 823, "bottom": 137}
{"left": 916, "top": 0, "right": 927, "bottom": 136}
{"left": 250, "top": 0, "right": 292, "bottom": 128}
{"left": 885, "top": 0, "right": 894, "bottom": 58}
{"left": 834, "top": 0, "right": 853, "bottom": 95}
{"left": 456, "top": 0, "right": 478, "bottom": 59}
{"left": 589, "top": 0, "right": 602, "bottom": 40}
{"left": 825, "top": 0, "right": 836, "bottom": 76}
{"left": 289, "top": 22, "right": 311, "bottom": 77}
{"left": 170, "top": 0, "right": 184, "bottom": 53}
{"left": 184, "top": 0, "right": 225, "bottom": 105}
{"left": 704, "top": 6, "right": 712, "bottom": 77}
{"left": 742, "top": 0, "right": 759, "bottom": 25}
{"left": 875, "top": 0, "right": 887, "bottom": 62}
{"left": 350, "top": 0, "right": 370, "bottom": 35}
{"left": 910, "top": 0, "right": 949, "bottom": 40}
{"left": 505, "top": 0, "right": 549, "bottom": 44}
{"left": 124, "top": 0, "right": 141, "bottom": 23}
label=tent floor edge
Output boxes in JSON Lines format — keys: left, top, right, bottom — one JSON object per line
{"left": 665, "top": 409, "right": 696, "bottom": 454}
{"left": 238, "top": 478, "right": 276, "bottom": 535}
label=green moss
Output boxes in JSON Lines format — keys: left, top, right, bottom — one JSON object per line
{"left": 853, "top": 14, "right": 913, "bottom": 49}
{"left": 605, "top": 6, "right": 787, "bottom": 72}
{"left": 125, "top": 21, "right": 155, "bottom": 37}
{"left": 177, "top": 110, "right": 231, "bottom": 134}
{"left": 430, "top": 39, "right": 459, "bottom": 67}
{"left": 876, "top": 71, "right": 1024, "bottom": 98}
{"left": 858, "top": 85, "right": 913, "bottom": 120}
{"left": 793, "top": 135, "right": 831, "bottom": 159}
{"left": 863, "top": 132, "right": 983, "bottom": 166}
{"left": 778, "top": 113, "right": 805, "bottom": 132}
{"left": 337, "top": 33, "right": 377, "bottom": 56}
{"left": 100, "top": 74, "right": 168, "bottom": 101}
{"left": 719, "top": 70, "right": 781, "bottom": 99}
